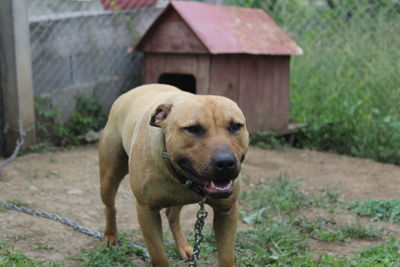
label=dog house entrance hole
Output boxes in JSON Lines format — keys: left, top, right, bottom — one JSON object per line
{"left": 158, "top": 73, "right": 196, "bottom": 94}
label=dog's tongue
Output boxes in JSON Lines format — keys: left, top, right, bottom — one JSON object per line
{"left": 204, "top": 180, "right": 233, "bottom": 194}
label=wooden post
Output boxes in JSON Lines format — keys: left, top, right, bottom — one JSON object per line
{"left": 0, "top": 0, "right": 36, "bottom": 155}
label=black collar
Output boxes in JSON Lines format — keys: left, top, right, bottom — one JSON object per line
{"left": 161, "top": 137, "right": 207, "bottom": 197}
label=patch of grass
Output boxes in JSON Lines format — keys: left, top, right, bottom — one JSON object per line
{"left": 295, "top": 216, "right": 344, "bottom": 242}
{"left": 0, "top": 241, "right": 60, "bottom": 267}
{"left": 311, "top": 190, "right": 343, "bottom": 212}
{"left": 349, "top": 199, "right": 400, "bottom": 223}
{"left": 32, "top": 241, "right": 54, "bottom": 252}
{"left": 226, "top": 0, "right": 400, "bottom": 165}
{"left": 341, "top": 222, "right": 382, "bottom": 241}
{"left": 26, "top": 143, "right": 59, "bottom": 154}
{"left": 77, "top": 234, "right": 143, "bottom": 267}
{"left": 238, "top": 176, "right": 309, "bottom": 265}
{"left": 236, "top": 223, "right": 308, "bottom": 266}
{"left": 6, "top": 200, "right": 30, "bottom": 207}
{"left": 240, "top": 175, "right": 307, "bottom": 223}
{"left": 294, "top": 217, "right": 381, "bottom": 242}
{"left": 236, "top": 176, "right": 393, "bottom": 265}
{"left": 350, "top": 237, "right": 400, "bottom": 266}
{"left": 287, "top": 4, "right": 400, "bottom": 165}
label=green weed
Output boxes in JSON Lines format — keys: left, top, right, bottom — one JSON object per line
{"left": 0, "top": 241, "right": 59, "bottom": 267}
{"left": 34, "top": 94, "right": 106, "bottom": 148}
{"left": 6, "top": 200, "right": 30, "bottom": 207}
{"left": 350, "top": 237, "right": 400, "bottom": 266}
{"left": 341, "top": 222, "right": 382, "bottom": 241}
{"left": 349, "top": 199, "right": 400, "bottom": 223}
{"left": 236, "top": 176, "right": 392, "bottom": 265}
{"left": 77, "top": 234, "right": 142, "bottom": 267}
{"left": 286, "top": 3, "right": 400, "bottom": 165}
{"left": 250, "top": 132, "right": 286, "bottom": 150}
{"left": 236, "top": 223, "right": 308, "bottom": 266}
{"left": 240, "top": 176, "right": 307, "bottom": 221}
{"left": 65, "top": 94, "right": 107, "bottom": 139}
{"left": 294, "top": 217, "right": 381, "bottom": 242}
{"left": 238, "top": 176, "right": 309, "bottom": 265}
{"left": 1, "top": 175, "right": 398, "bottom": 266}
{"left": 226, "top": 0, "right": 400, "bottom": 165}
{"left": 311, "top": 190, "right": 343, "bottom": 212}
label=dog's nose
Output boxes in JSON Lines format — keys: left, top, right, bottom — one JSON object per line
{"left": 212, "top": 153, "right": 237, "bottom": 178}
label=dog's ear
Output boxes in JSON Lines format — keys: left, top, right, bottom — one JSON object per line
{"left": 150, "top": 104, "right": 172, "bottom": 127}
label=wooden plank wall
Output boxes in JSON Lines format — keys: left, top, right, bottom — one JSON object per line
{"left": 209, "top": 55, "right": 240, "bottom": 102}
{"left": 138, "top": 10, "right": 207, "bottom": 54}
{"left": 144, "top": 53, "right": 210, "bottom": 95}
{"left": 143, "top": 53, "right": 290, "bottom": 133}
{"left": 238, "top": 55, "right": 290, "bottom": 132}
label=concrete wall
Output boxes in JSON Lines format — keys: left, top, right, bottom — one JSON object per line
{"left": 30, "top": 7, "right": 162, "bottom": 120}
{"left": 28, "top": 0, "right": 104, "bottom": 18}
{"left": 28, "top": 0, "right": 223, "bottom": 121}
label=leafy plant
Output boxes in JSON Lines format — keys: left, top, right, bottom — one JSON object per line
{"left": 240, "top": 176, "right": 307, "bottom": 222}
{"left": 311, "top": 190, "right": 343, "bottom": 212}
{"left": 0, "top": 241, "right": 60, "bottom": 267}
{"left": 34, "top": 96, "right": 60, "bottom": 144}
{"left": 225, "top": 0, "right": 400, "bottom": 166}
{"left": 294, "top": 216, "right": 381, "bottom": 242}
{"left": 250, "top": 132, "right": 286, "bottom": 150}
{"left": 77, "top": 234, "right": 141, "bottom": 267}
{"left": 350, "top": 238, "right": 400, "bottom": 266}
{"left": 34, "top": 94, "right": 106, "bottom": 147}
{"left": 349, "top": 199, "right": 400, "bottom": 223}
{"left": 236, "top": 223, "right": 308, "bottom": 266}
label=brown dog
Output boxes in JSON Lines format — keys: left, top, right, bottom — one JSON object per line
{"left": 99, "top": 84, "right": 249, "bottom": 266}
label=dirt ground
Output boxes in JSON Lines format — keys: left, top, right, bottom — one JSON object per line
{"left": 1, "top": 145, "right": 400, "bottom": 266}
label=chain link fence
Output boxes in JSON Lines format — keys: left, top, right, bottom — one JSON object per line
{"left": 2, "top": 0, "right": 398, "bottom": 157}
{"left": 254, "top": 0, "right": 400, "bottom": 162}
{"left": 264, "top": 0, "right": 400, "bottom": 118}
{"left": 28, "top": 0, "right": 166, "bottom": 122}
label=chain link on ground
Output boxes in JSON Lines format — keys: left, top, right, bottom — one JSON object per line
{"left": 0, "top": 199, "right": 150, "bottom": 261}
{"left": 0, "top": 126, "right": 25, "bottom": 169}
{"left": 0, "top": 196, "right": 211, "bottom": 266}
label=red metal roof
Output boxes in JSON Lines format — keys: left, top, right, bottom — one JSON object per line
{"left": 138, "top": 1, "right": 302, "bottom": 55}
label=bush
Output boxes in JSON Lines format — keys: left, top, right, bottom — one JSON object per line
{"left": 34, "top": 94, "right": 106, "bottom": 147}
{"left": 226, "top": 0, "right": 400, "bottom": 165}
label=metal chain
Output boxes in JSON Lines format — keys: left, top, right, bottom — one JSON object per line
{"left": 188, "top": 196, "right": 208, "bottom": 267}
{"left": 0, "top": 191, "right": 209, "bottom": 266}
{"left": 0, "top": 124, "right": 25, "bottom": 169}
{"left": 0, "top": 200, "right": 150, "bottom": 261}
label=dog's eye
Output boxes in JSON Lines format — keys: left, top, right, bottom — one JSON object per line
{"left": 229, "top": 122, "right": 243, "bottom": 133}
{"left": 182, "top": 125, "right": 205, "bottom": 136}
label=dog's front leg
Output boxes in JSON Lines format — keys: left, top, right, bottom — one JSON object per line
{"left": 136, "top": 202, "right": 169, "bottom": 267}
{"left": 212, "top": 201, "right": 239, "bottom": 267}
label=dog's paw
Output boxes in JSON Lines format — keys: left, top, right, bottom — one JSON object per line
{"left": 103, "top": 235, "right": 118, "bottom": 247}
{"left": 177, "top": 245, "right": 193, "bottom": 260}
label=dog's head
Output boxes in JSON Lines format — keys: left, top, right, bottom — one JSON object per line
{"left": 150, "top": 94, "right": 249, "bottom": 199}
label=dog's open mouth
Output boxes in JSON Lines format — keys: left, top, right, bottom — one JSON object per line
{"left": 203, "top": 179, "right": 233, "bottom": 197}
{"left": 174, "top": 158, "right": 235, "bottom": 198}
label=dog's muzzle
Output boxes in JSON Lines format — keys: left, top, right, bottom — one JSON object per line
{"left": 161, "top": 151, "right": 238, "bottom": 199}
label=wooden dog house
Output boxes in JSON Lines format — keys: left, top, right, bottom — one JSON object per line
{"left": 136, "top": 1, "right": 302, "bottom": 133}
